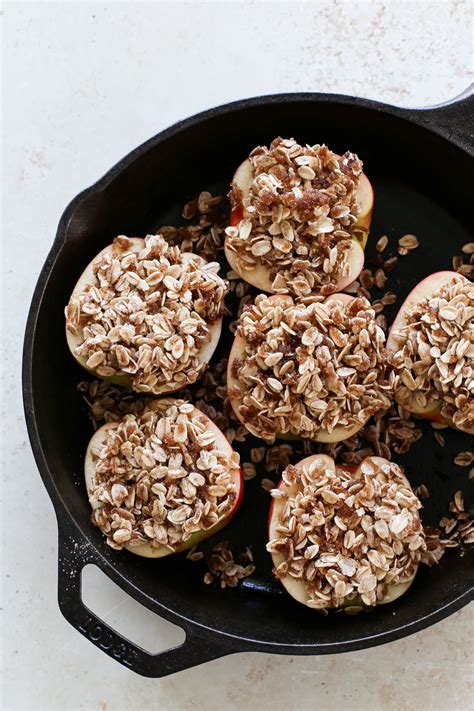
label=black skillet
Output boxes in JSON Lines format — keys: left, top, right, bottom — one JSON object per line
{"left": 23, "top": 91, "right": 473, "bottom": 677}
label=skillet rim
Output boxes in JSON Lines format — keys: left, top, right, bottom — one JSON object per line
{"left": 22, "top": 91, "right": 473, "bottom": 660}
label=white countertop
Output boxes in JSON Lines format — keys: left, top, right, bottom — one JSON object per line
{"left": 3, "top": 2, "right": 472, "bottom": 709}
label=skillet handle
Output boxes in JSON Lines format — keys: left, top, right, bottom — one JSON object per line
{"left": 399, "top": 84, "right": 473, "bottom": 152}
{"left": 57, "top": 532, "right": 233, "bottom": 677}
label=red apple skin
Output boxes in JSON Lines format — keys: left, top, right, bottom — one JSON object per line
{"left": 230, "top": 205, "right": 244, "bottom": 227}
{"left": 85, "top": 400, "right": 244, "bottom": 558}
{"left": 227, "top": 293, "right": 368, "bottom": 443}
{"left": 267, "top": 456, "right": 417, "bottom": 609}
{"left": 387, "top": 271, "right": 472, "bottom": 434}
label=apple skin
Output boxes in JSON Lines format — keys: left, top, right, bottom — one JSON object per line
{"left": 225, "top": 157, "right": 373, "bottom": 292}
{"left": 227, "top": 293, "right": 369, "bottom": 444}
{"left": 387, "top": 271, "right": 473, "bottom": 434}
{"left": 66, "top": 238, "right": 224, "bottom": 394}
{"left": 85, "top": 399, "right": 244, "bottom": 558}
{"left": 267, "top": 455, "right": 417, "bottom": 609}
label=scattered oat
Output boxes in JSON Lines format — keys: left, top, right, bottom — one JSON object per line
{"left": 321, "top": 403, "right": 423, "bottom": 462}
{"left": 78, "top": 379, "right": 150, "bottom": 428}
{"left": 376, "top": 235, "right": 388, "bottom": 253}
{"left": 452, "top": 255, "right": 463, "bottom": 270}
{"left": 343, "top": 605, "right": 364, "bottom": 615}
{"left": 265, "top": 444, "right": 295, "bottom": 473}
{"left": 398, "top": 234, "right": 419, "bottom": 251}
{"left": 261, "top": 478, "right": 276, "bottom": 492}
{"left": 454, "top": 451, "right": 474, "bottom": 467}
{"left": 360, "top": 269, "right": 374, "bottom": 290}
{"left": 250, "top": 447, "right": 266, "bottom": 464}
{"left": 374, "top": 269, "right": 387, "bottom": 289}
{"left": 421, "top": 527, "right": 446, "bottom": 566}
{"left": 430, "top": 421, "right": 448, "bottom": 430}
{"left": 202, "top": 542, "right": 255, "bottom": 588}
{"left": 383, "top": 256, "right": 398, "bottom": 272}
{"left": 462, "top": 242, "right": 474, "bottom": 254}
{"left": 414, "top": 484, "right": 430, "bottom": 499}
{"left": 182, "top": 199, "right": 198, "bottom": 220}
{"left": 456, "top": 263, "right": 474, "bottom": 278}
{"left": 381, "top": 291, "right": 397, "bottom": 305}
{"left": 159, "top": 191, "right": 227, "bottom": 259}
{"left": 441, "top": 493, "right": 473, "bottom": 548}
{"left": 434, "top": 431, "right": 445, "bottom": 447}
{"left": 242, "top": 462, "right": 257, "bottom": 480}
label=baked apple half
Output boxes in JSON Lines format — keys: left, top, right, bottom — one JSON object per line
{"left": 227, "top": 292, "right": 392, "bottom": 442}
{"left": 267, "top": 454, "right": 424, "bottom": 609}
{"left": 387, "top": 271, "right": 473, "bottom": 434}
{"left": 85, "top": 398, "right": 243, "bottom": 557}
{"left": 65, "top": 234, "right": 226, "bottom": 395}
{"left": 225, "top": 138, "right": 374, "bottom": 295}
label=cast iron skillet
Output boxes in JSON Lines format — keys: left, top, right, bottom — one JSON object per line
{"left": 23, "top": 91, "right": 473, "bottom": 677}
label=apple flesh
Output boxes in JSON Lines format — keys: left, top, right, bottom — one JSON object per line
{"left": 227, "top": 293, "right": 368, "bottom": 443}
{"left": 225, "top": 157, "right": 373, "bottom": 293}
{"left": 66, "top": 238, "right": 224, "bottom": 393}
{"left": 387, "top": 271, "right": 473, "bottom": 433}
{"left": 85, "top": 399, "right": 244, "bottom": 558}
{"left": 268, "top": 454, "right": 418, "bottom": 609}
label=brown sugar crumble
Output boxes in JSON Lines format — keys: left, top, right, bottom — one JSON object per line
{"left": 225, "top": 138, "right": 365, "bottom": 296}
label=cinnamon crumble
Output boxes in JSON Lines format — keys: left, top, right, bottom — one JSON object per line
{"left": 225, "top": 138, "right": 365, "bottom": 295}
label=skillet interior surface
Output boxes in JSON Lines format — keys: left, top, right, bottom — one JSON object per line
{"left": 26, "top": 97, "right": 473, "bottom": 650}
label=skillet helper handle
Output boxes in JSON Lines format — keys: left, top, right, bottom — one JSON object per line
{"left": 57, "top": 533, "right": 231, "bottom": 677}
{"left": 399, "top": 84, "right": 473, "bottom": 151}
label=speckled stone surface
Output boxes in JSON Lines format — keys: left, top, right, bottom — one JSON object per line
{"left": 3, "top": 2, "right": 473, "bottom": 709}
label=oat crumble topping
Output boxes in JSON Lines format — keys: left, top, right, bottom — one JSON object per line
{"left": 267, "top": 456, "right": 425, "bottom": 608}
{"left": 390, "top": 277, "right": 474, "bottom": 432}
{"left": 225, "top": 138, "right": 364, "bottom": 295}
{"left": 88, "top": 400, "right": 240, "bottom": 551}
{"left": 75, "top": 189, "right": 472, "bottom": 592}
{"left": 65, "top": 234, "right": 227, "bottom": 394}
{"left": 230, "top": 294, "right": 393, "bottom": 442}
